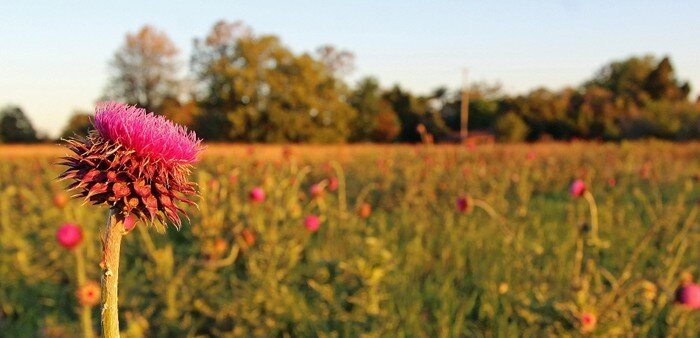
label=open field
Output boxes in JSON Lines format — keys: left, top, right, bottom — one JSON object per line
{"left": 1, "top": 141, "right": 699, "bottom": 336}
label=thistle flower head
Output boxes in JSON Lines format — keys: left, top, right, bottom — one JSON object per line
{"left": 570, "top": 179, "right": 586, "bottom": 198}
{"left": 59, "top": 102, "right": 203, "bottom": 228}
{"left": 76, "top": 280, "right": 101, "bottom": 307}
{"left": 56, "top": 223, "right": 83, "bottom": 249}
{"left": 305, "top": 215, "right": 320, "bottom": 232}
{"left": 249, "top": 187, "right": 265, "bottom": 203}
{"left": 456, "top": 195, "right": 473, "bottom": 213}
{"left": 94, "top": 102, "right": 200, "bottom": 165}
{"left": 675, "top": 282, "right": 700, "bottom": 309}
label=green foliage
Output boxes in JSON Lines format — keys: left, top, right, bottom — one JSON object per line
{"left": 192, "top": 21, "right": 356, "bottom": 143}
{"left": 495, "top": 112, "right": 530, "bottom": 142}
{"left": 1, "top": 143, "right": 699, "bottom": 336}
{"left": 59, "top": 112, "right": 92, "bottom": 139}
{"left": 105, "top": 25, "right": 181, "bottom": 112}
{"left": 0, "top": 106, "right": 38, "bottom": 143}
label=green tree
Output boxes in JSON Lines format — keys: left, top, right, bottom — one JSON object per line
{"left": 349, "top": 77, "right": 381, "bottom": 142}
{"left": 0, "top": 105, "right": 38, "bottom": 143}
{"left": 60, "top": 111, "right": 92, "bottom": 139}
{"left": 106, "top": 25, "right": 181, "bottom": 112}
{"left": 192, "top": 20, "right": 356, "bottom": 142}
{"left": 494, "top": 112, "right": 529, "bottom": 142}
{"left": 644, "top": 57, "right": 691, "bottom": 101}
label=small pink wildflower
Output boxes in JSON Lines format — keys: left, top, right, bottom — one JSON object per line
{"left": 456, "top": 196, "right": 472, "bottom": 213}
{"left": 305, "top": 215, "right": 320, "bottom": 232}
{"left": 328, "top": 177, "right": 339, "bottom": 192}
{"left": 675, "top": 283, "right": 700, "bottom": 309}
{"left": 56, "top": 223, "right": 83, "bottom": 249}
{"left": 249, "top": 187, "right": 265, "bottom": 202}
{"left": 310, "top": 184, "right": 325, "bottom": 199}
{"left": 570, "top": 179, "right": 586, "bottom": 198}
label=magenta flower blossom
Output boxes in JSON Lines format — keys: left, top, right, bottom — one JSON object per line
{"left": 327, "top": 177, "right": 339, "bottom": 191}
{"left": 456, "top": 195, "right": 472, "bottom": 213}
{"left": 59, "top": 102, "right": 203, "bottom": 228}
{"left": 94, "top": 102, "right": 201, "bottom": 165}
{"left": 570, "top": 179, "right": 586, "bottom": 198}
{"left": 56, "top": 223, "right": 83, "bottom": 249}
{"left": 675, "top": 283, "right": 700, "bottom": 309}
{"left": 305, "top": 215, "right": 320, "bottom": 232}
{"left": 249, "top": 187, "right": 265, "bottom": 202}
{"left": 310, "top": 184, "right": 325, "bottom": 199}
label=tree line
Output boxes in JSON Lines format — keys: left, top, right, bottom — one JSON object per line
{"left": 2, "top": 21, "right": 699, "bottom": 143}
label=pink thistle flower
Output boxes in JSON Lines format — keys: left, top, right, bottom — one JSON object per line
{"left": 93, "top": 102, "right": 201, "bottom": 165}
{"left": 305, "top": 215, "right": 320, "bottom": 232}
{"left": 310, "top": 184, "right": 325, "bottom": 199}
{"left": 456, "top": 195, "right": 473, "bottom": 213}
{"left": 249, "top": 187, "right": 265, "bottom": 202}
{"left": 327, "top": 177, "right": 339, "bottom": 192}
{"left": 580, "top": 312, "right": 597, "bottom": 333}
{"left": 570, "top": 179, "right": 586, "bottom": 198}
{"left": 56, "top": 223, "right": 83, "bottom": 249}
{"left": 59, "top": 102, "right": 202, "bottom": 228}
{"left": 675, "top": 283, "right": 700, "bottom": 309}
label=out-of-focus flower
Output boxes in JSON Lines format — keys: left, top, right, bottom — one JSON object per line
{"left": 580, "top": 312, "right": 597, "bottom": 333}
{"left": 305, "top": 215, "right": 320, "bottom": 232}
{"left": 607, "top": 178, "right": 616, "bottom": 187}
{"left": 53, "top": 192, "right": 69, "bottom": 209}
{"left": 56, "top": 223, "right": 83, "bottom": 249}
{"left": 327, "top": 177, "right": 339, "bottom": 192}
{"left": 675, "top": 282, "right": 700, "bottom": 310}
{"left": 310, "top": 184, "right": 325, "bottom": 199}
{"left": 242, "top": 229, "right": 256, "bottom": 246}
{"left": 526, "top": 151, "right": 537, "bottom": 161}
{"left": 76, "top": 280, "right": 101, "bottom": 307}
{"left": 456, "top": 195, "right": 473, "bottom": 213}
{"left": 359, "top": 202, "right": 372, "bottom": 219}
{"left": 249, "top": 187, "right": 265, "bottom": 202}
{"left": 59, "top": 102, "right": 202, "bottom": 228}
{"left": 570, "top": 179, "right": 586, "bottom": 198}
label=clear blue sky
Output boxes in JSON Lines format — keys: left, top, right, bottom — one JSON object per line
{"left": 1, "top": 1, "right": 699, "bottom": 137}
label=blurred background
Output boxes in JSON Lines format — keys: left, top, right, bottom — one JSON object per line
{"left": 1, "top": 0, "right": 699, "bottom": 144}
{"left": 1, "top": 2, "right": 699, "bottom": 337}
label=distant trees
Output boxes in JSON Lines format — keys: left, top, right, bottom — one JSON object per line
{"left": 0, "top": 105, "right": 38, "bottom": 143}
{"left": 105, "top": 25, "right": 181, "bottom": 113}
{"left": 59, "top": 111, "right": 93, "bottom": 139}
{"left": 191, "top": 20, "right": 356, "bottom": 142}
{"left": 96, "top": 21, "right": 699, "bottom": 143}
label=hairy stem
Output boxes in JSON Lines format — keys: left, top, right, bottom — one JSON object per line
{"left": 101, "top": 210, "right": 124, "bottom": 338}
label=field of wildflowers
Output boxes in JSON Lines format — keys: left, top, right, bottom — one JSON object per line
{"left": 0, "top": 141, "right": 698, "bottom": 336}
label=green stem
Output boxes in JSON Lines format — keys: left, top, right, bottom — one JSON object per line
{"left": 101, "top": 210, "right": 124, "bottom": 338}
{"left": 583, "top": 191, "right": 599, "bottom": 242}
{"left": 75, "top": 246, "right": 94, "bottom": 338}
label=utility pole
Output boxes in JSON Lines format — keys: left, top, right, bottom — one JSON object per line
{"left": 460, "top": 68, "right": 469, "bottom": 141}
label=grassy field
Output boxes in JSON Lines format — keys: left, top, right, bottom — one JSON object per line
{"left": 0, "top": 141, "right": 698, "bottom": 337}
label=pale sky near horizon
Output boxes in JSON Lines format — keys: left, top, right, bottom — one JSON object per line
{"left": 1, "top": 1, "right": 699, "bottom": 137}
